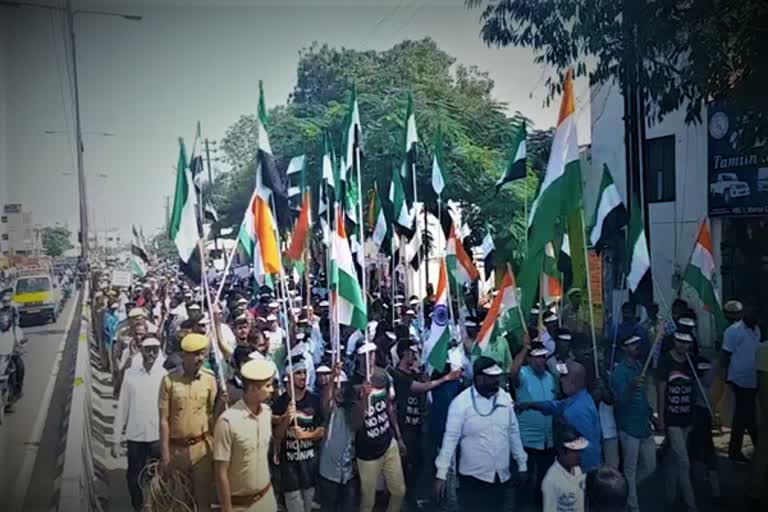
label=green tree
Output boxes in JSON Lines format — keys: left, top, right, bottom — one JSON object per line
{"left": 467, "top": 0, "right": 768, "bottom": 147}
{"left": 41, "top": 226, "right": 74, "bottom": 257}
{"left": 216, "top": 38, "right": 552, "bottom": 270}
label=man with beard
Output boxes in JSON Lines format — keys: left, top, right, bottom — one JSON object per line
{"left": 159, "top": 333, "right": 220, "bottom": 512}
{"left": 272, "top": 356, "right": 326, "bottom": 512}
{"left": 434, "top": 356, "right": 528, "bottom": 511}
{"left": 114, "top": 308, "right": 150, "bottom": 397}
{"left": 113, "top": 337, "right": 166, "bottom": 511}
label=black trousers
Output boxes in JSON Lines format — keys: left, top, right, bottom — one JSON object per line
{"left": 316, "top": 475, "right": 357, "bottom": 512}
{"left": 458, "top": 474, "right": 507, "bottom": 512}
{"left": 126, "top": 440, "right": 160, "bottom": 511}
{"left": 729, "top": 384, "right": 758, "bottom": 457}
{"left": 515, "top": 447, "right": 554, "bottom": 508}
{"left": 402, "top": 433, "right": 423, "bottom": 503}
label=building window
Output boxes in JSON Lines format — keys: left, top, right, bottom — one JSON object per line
{"left": 1, "top": 234, "right": 7, "bottom": 241}
{"left": 0, "top": 216, "right": 6, "bottom": 223}
{"left": 644, "top": 135, "right": 676, "bottom": 202}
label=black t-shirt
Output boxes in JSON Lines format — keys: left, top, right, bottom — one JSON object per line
{"left": 657, "top": 352, "right": 696, "bottom": 427}
{"left": 351, "top": 367, "right": 394, "bottom": 461}
{"left": 272, "top": 391, "right": 324, "bottom": 491}
{"left": 393, "top": 368, "right": 424, "bottom": 441}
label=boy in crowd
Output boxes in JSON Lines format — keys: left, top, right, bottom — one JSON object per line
{"left": 542, "top": 424, "right": 589, "bottom": 512}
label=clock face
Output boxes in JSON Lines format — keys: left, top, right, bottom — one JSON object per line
{"left": 709, "top": 111, "right": 729, "bottom": 140}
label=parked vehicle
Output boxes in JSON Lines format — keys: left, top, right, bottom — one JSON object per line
{"left": 709, "top": 172, "right": 750, "bottom": 203}
{"left": 757, "top": 167, "right": 768, "bottom": 193}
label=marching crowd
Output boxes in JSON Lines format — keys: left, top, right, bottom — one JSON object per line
{"left": 89, "top": 264, "right": 768, "bottom": 512}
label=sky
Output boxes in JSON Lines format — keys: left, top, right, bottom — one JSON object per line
{"left": 2, "top": 0, "right": 592, "bottom": 243}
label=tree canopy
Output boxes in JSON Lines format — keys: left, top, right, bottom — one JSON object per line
{"left": 466, "top": 0, "right": 768, "bottom": 148}
{"left": 215, "top": 38, "right": 552, "bottom": 270}
{"left": 41, "top": 226, "right": 74, "bottom": 258}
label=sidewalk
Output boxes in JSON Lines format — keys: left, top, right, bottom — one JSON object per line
{"left": 85, "top": 330, "right": 132, "bottom": 512}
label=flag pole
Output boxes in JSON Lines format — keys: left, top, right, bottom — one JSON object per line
{"left": 268, "top": 195, "right": 298, "bottom": 432}
{"left": 580, "top": 209, "right": 600, "bottom": 376}
{"left": 198, "top": 240, "right": 228, "bottom": 403}
{"left": 304, "top": 198, "right": 311, "bottom": 312}
{"left": 354, "top": 143, "right": 369, "bottom": 345}
{"left": 391, "top": 235, "right": 396, "bottom": 328}
{"left": 214, "top": 234, "right": 240, "bottom": 304}
{"left": 412, "top": 159, "right": 421, "bottom": 300}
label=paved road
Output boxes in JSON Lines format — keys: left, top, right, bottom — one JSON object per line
{"left": 0, "top": 293, "right": 81, "bottom": 512}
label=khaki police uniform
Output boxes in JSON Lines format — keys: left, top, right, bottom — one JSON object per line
{"left": 214, "top": 400, "right": 276, "bottom": 511}
{"left": 159, "top": 366, "right": 218, "bottom": 512}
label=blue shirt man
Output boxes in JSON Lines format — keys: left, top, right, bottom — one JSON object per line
{"left": 610, "top": 342, "right": 653, "bottom": 439}
{"left": 517, "top": 360, "right": 602, "bottom": 472}
{"left": 103, "top": 305, "right": 120, "bottom": 351}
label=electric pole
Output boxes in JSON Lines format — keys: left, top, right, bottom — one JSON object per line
{"left": 65, "top": 0, "right": 89, "bottom": 260}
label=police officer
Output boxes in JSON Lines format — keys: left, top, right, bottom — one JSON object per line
{"left": 213, "top": 359, "right": 277, "bottom": 512}
{"left": 159, "top": 333, "right": 220, "bottom": 512}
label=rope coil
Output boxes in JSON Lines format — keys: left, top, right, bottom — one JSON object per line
{"left": 139, "top": 461, "right": 197, "bottom": 512}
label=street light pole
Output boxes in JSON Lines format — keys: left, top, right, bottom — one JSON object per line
{"left": 66, "top": 0, "right": 89, "bottom": 260}
{"left": 2, "top": 0, "right": 141, "bottom": 261}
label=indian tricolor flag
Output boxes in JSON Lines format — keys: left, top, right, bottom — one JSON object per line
{"left": 424, "top": 259, "right": 451, "bottom": 370}
{"left": 240, "top": 184, "right": 282, "bottom": 279}
{"left": 527, "top": 69, "right": 581, "bottom": 244}
{"left": 477, "top": 270, "right": 518, "bottom": 352}
{"left": 518, "top": 69, "right": 583, "bottom": 317}
{"left": 682, "top": 220, "right": 728, "bottom": 334}
{"left": 446, "top": 223, "right": 479, "bottom": 286}
{"left": 330, "top": 206, "right": 367, "bottom": 331}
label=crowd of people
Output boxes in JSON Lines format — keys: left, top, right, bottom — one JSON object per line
{"left": 89, "top": 263, "right": 768, "bottom": 512}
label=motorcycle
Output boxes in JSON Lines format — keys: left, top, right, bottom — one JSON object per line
{"left": 0, "top": 311, "right": 25, "bottom": 425}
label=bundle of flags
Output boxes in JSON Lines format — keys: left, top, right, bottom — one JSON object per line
{"left": 165, "top": 72, "right": 736, "bottom": 372}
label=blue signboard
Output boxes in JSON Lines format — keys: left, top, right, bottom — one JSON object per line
{"left": 708, "top": 103, "right": 768, "bottom": 216}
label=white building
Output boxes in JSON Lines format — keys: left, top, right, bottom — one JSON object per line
{"left": 590, "top": 79, "right": 767, "bottom": 346}
{"left": 0, "top": 203, "right": 42, "bottom": 256}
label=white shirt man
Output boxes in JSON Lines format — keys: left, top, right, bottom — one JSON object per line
{"left": 435, "top": 356, "right": 527, "bottom": 510}
{"left": 113, "top": 338, "right": 166, "bottom": 511}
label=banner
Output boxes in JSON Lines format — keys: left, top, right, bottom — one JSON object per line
{"left": 708, "top": 103, "right": 768, "bottom": 216}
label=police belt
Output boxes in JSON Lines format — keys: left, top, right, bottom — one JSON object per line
{"left": 169, "top": 432, "right": 210, "bottom": 447}
{"left": 230, "top": 483, "right": 272, "bottom": 507}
